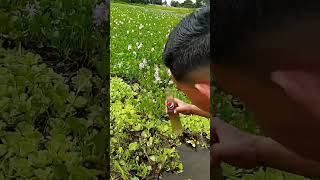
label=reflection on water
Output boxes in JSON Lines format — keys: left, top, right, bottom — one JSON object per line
{"left": 162, "top": 144, "right": 210, "bottom": 180}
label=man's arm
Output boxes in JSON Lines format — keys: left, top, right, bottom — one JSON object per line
{"left": 190, "top": 104, "right": 210, "bottom": 118}
{"left": 256, "top": 135, "right": 320, "bottom": 177}
{"left": 168, "top": 98, "right": 210, "bottom": 118}
{"left": 212, "top": 118, "right": 320, "bottom": 177}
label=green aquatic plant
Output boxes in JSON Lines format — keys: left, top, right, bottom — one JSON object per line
{"left": 0, "top": 47, "right": 107, "bottom": 179}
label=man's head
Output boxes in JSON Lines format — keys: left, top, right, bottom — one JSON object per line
{"left": 213, "top": 0, "right": 320, "bottom": 66}
{"left": 163, "top": 7, "right": 210, "bottom": 112}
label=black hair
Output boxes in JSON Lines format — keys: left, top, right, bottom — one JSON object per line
{"left": 163, "top": 7, "right": 210, "bottom": 82}
{"left": 213, "top": 0, "right": 320, "bottom": 64}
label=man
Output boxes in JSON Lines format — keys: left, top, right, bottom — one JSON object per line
{"left": 163, "top": 7, "right": 211, "bottom": 118}
{"left": 212, "top": 0, "right": 320, "bottom": 176}
{"left": 163, "top": 3, "right": 320, "bottom": 177}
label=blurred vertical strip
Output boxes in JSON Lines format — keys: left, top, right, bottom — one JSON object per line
{"left": 105, "top": 0, "right": 111, "bottom": 179}
{"left": 0, "top": 0, "right": 110, "bottom": 179}
{"left": 210, "top": 1, "right": 222, "bottom": 180}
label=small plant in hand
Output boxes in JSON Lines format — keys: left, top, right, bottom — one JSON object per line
{"left": 166, "top": 93, "right": 183, "bottom": 135}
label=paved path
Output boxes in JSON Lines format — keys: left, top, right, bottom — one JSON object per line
{"left": 162, "top": 144, "right": 210, "bottom": 180}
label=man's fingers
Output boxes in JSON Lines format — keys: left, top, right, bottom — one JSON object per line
{"left": 174, "top": 106, "right": 191, "bottom": 114}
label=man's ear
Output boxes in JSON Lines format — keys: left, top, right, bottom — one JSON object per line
{"left": 271, "top": 70, "right": 320, "bottom": 119}
{"left": 194, "top": 81, "right": 210, "bottom": 98}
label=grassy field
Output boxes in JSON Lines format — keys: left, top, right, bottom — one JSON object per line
{"left": 143, "top": 4, "right": 196, "bottom": 14}
{"left": 110, "top": 3, "right": 209, "bottom": 179}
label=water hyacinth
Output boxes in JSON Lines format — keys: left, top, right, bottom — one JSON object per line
{"left": 137, "top": 43, "right": 143, "bottom": 49}
{"left": 143, "top": 58, "right": 147, "bottom": 65}
{"left": 94, "top": 2, "right": 108, "bottom": 25}
{"left": 154, "top": 65, "right": 161, "bottom": 82}
{"left": 139, "top": 24, "right": 144, "bottom": 29}
{"left": 10, "top": 11, "right": 21, "bottom": 22}
{"left": 34, "top": 0, "right": 40, "bottom": 9}
{"left": 139, "top": 58, "right": 148, "bottom": 70}
{"left": 139, "top": 62, "right": 145, "bottom": 70}
{"left": 25, "top": 3, "right": 37, "bottom": 18}
{"left": 109, "top": 4, "right": 212, "bottom": 179}
{"left": 167, "top": 69, "right": 172, "bottom": 77}
{"left": 53, "top": 31, "right": 60, "bottom": 38}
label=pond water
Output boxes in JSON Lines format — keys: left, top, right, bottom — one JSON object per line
{"left": 162, "top": 144, "right": 210, "bottom": 180}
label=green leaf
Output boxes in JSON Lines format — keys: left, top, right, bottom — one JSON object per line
{"left": 283, "top": 172, "right": 306, "bottom": 180}
{"left": 265, "top": 168, "right": 285, "bottom": 180}
{"left": 11, "top": 158, "right": 33, "bottom": 177}
{"left": 243, "top": 174, "right": 255, "bottom": 180}
{"left": 34, "top": 168, "right": 52, "bottom": 179}
{"left": 92, "top": 128, "right": 107, "bottom": 156}
{"left": 67, "top": 117, "right": 86, "bottom": 137}
{"left": 72, "top": 68, "right": 92, "bottom": 93}
{"left": 222, "top": 163, "right": 237, "bottom": 177}
{"left": 25, "top": 52, "right": 39, "bottom": 65}
{"left": 53, "top": 164, "right": 69, "bottom": 180}
{"left": 128, "top": 142, "right": 139, "bottom": 151}
{"left": 30, "top": 150, "right": 51, "bottom": 168}
{"left": 96, "top": 60, "right": 108, "bottom": 77}
{"left": 17, "top": 122, "right": 34, "bottom": 137}
{"left": 74, "top": 96, "right": 87, "bottom": 108}
{"left": 149, "top": 155, "right": 156, "bottom": 162}
{"left": 19, "top": 140, "right": 37, "bottom": 156}
{"left": 69, "top": 166, "right": 104, "bottom": 178}
{"left": 0, "top": 144, "right": 7, "bottom": 157}
{"left": 252, "top": 168, "right": 265, "bottom": 180}
{"left": 5, "top": 132, "right": 21, "bottom": 148}
{"left": 0, "top": 97, "right": 10, "bottom": 109}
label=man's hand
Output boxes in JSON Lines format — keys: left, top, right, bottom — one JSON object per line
{"left": 211, "top": 117, "right": 320, "bottom": 177}
{"left": 165, "top": 98, "right": 194, "bottom": 115}
{"left": 165, "top": 98, "right": 210, "bottom": 118}
{"left": 211, "top": 118, "right": 261, "bottom": 169}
